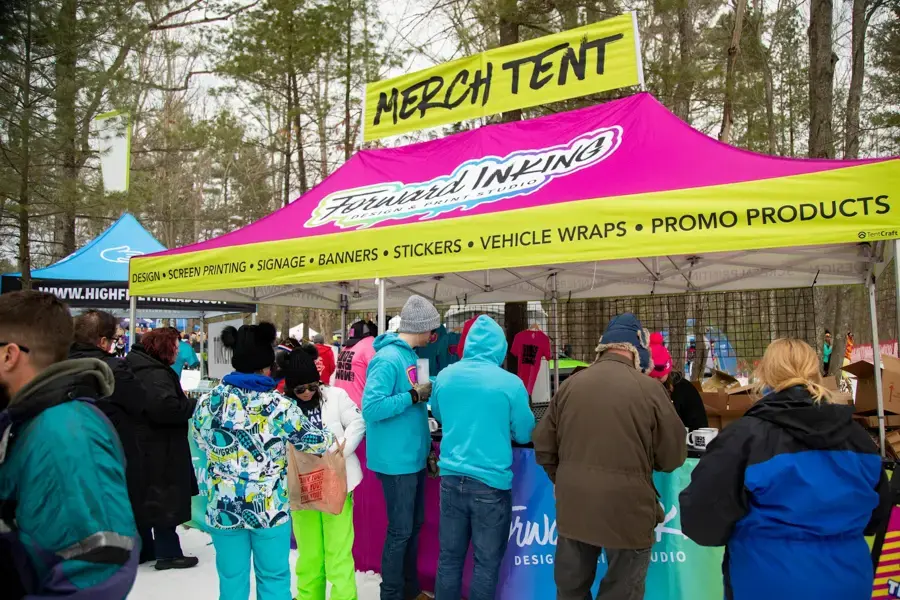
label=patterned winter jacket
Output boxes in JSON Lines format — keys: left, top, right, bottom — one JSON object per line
{"left": 191, "top": 372, "right": 334, "bottom": 530}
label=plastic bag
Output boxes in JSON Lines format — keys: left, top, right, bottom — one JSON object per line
{"left": 287, "top": 441, "right": 348, "bottom": 515}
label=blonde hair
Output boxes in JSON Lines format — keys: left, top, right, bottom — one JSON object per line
{"left": 753, "top": 338, "right": 831, "bottom": 403}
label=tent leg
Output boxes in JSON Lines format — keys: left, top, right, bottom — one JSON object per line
{"left": 376, "top": 278, "right": 386, "bottom": 335}
{"left": 200, "top": 315, "right": 207, "bottom": 380}
{"left": 894, "top": 239, "right": 900, "bottom": 355}
{"left": 340, "top": 285, "right": 348, "bottom": 343}
{"left": 552, "top": 274, "right": 560, "bottom": 394}
{"left": 128, "top": 295, "right": 137, "bottom": 349}
{"left": 868, "top": 274, "right": 886, "bottom": 457}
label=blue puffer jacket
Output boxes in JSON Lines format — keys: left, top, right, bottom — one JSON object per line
{"left": 362, "top": 334, "right": 429, "bottom": 476}
{"left": 0, "top": 359, "right": 138, "bottom": 599}
{"left": 680, "top": 386, "right": 891, "bottom": 600}
{"left": 431, "top": 315, "right": 535, "bottom": 490}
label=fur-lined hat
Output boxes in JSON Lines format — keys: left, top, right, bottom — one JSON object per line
{"left": 595, "top": 313, "right": 651, "bottom": 373}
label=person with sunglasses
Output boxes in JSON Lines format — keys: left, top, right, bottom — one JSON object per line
{"left": 191, "top": 323, "right": 334, "bottom": 600}
{"left": 284, "top": 345, "right": 365, "bottom": 600}
{"left": 0, "top": 291, "right": 139, "bottom": 598}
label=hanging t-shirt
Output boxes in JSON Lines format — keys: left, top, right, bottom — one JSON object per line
{"left": 446, "top": 331, "right": 461, "bottom": 366}
{"left": 416, "top": 325, "right": 451, "bottom": 375}
{"left": 333, "top": 336, "right": 377, "bottom": 407}
{"left": 315, "top": 343, "right": 336, "bottom": 384}
{"left": 456, "top": 317, "right": 479, "bottom": 358}
{"left": 511, "top": 329, "right": 552, "bottom": 395}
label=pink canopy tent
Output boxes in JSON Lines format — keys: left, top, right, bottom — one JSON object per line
{"left": 128, "top": 92, "right": 899, "bottom": 312}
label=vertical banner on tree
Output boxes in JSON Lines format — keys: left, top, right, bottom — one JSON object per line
{"left": 94, "top": 110, "right": 132, "bottom": 193}
{"left": 498, "top": 450, "right": 724, "bottom": 600}
{"left": 363, "top": 12, "right": 642, "bottom": 141}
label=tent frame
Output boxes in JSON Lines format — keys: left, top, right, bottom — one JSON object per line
{"left": 129, "top": 238, "right": 899, "bottom": 457}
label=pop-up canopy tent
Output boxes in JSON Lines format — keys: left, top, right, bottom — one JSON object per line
{"left": 128, "top": 92, "right": 900, "bottom": 446}
{"left": 3, "top": 213, "right": 255, "bottom": 318}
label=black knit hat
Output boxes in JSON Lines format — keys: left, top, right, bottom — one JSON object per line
{"left": 222, "top": 322, "right": 277, "bottom": 374}
{"left": 284, "top": 348, "right": 321, "bottom": 392}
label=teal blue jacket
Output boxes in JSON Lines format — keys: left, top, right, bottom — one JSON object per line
{"left": 0, "top": 359, "right": 138, "bottom": 598}
{"left": 432, "top": 316, "right": 536, "bottom": 490}
{"left": 362, "top": 334, "right": 430, "bottom": 475}
{"left": 172, "top": 340, "right": 200, "bottom": 378}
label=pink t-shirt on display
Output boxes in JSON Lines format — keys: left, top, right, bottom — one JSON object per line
{"left": 333, "top": 336, "right": 377, "bottom": 407}
{"left": 511, "top": 330, "right": 552, "bottom": 395}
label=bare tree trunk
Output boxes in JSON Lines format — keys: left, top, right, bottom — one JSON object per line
{"left": 54, "top": 0, "right": 78, "bottom": 259}
{"left": 762, "top": 58, "right": 776, "bottom": 154}
{"left": 281, "top": 307, "right": 291, "bottom": 344}
{"left": 343, "top": 0, "right": 353, "bottom": 162}
{"left": 719, "top": 0, "right": 747, "bottom": 144}
{"left": 499, "top": 0, "right": 521, "bottom": 123}
{"left": 283, "top": 74, "right": 293, "bottom": 207}
{"left": 289, "top": 72, "right": 308, "bottom": 196}
{"left": 672, "top": 0, "right": 694, "bottom": 122}
{"left": 18, "top": 0, "right": 34, "bottom": 289}
{"left": 808, "top": 0, "right": 837, "bottom": 158}
{"left": 843, "top": 0, "right": 867, "bottom": 159}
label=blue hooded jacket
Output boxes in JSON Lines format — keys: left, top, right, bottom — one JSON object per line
{"left": 431, "top": 316, "right": 535, "bottom": 490}
{"left": 362, "top": 333, "right": 430, "bottom": 475}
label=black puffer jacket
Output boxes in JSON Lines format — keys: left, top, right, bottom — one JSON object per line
{"left": 69, "top": 342, "right": 152, "bottom": 529}
{"left": 126, "top": 345, "right": 198, "bottom": 528}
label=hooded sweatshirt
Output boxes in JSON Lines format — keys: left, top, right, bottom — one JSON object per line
{"left": 0, "top": 359, "right": 138, "bottom": 598}
{"left": 361, "top": 333, "right": 429, "bottom": 475}
{"left": 191, "top": 372, "right": 335, "bottom": 530}
{"left": 680, "top": 386, "right": 890, "bottom": 600}
{"left": 432, "top": 316, "right": 535, "bottom": 490}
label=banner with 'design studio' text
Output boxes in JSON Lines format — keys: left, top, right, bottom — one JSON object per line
{"left": 364, "top": 12, "right": 642, "bottom": 141}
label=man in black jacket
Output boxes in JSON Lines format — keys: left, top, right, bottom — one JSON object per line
{"left": 69, "top": 310, "right": 151, "bottom": 559}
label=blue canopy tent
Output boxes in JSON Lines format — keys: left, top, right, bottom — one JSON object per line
{"left": 1, "top": 213, "right": 255, "bottom": 318}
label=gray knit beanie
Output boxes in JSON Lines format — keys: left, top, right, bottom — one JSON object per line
{"left": 398, "top": 295, "right": 440, "bottom": 334}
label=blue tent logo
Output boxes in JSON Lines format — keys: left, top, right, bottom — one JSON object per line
{"left": 100, "top": 245, "right": 144, "bottom": 264}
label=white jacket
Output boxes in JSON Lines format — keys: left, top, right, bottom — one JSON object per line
{"left": 320, "top": 386, "right": 366, "bottom": 492}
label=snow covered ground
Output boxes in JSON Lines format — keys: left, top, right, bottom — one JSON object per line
{"left": 129, "top": 527, "right": 383, "bottom": 599}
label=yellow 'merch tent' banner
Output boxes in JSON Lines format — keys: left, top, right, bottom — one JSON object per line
{"left": 363, "top": 12, "right": 641, "bottom": 142}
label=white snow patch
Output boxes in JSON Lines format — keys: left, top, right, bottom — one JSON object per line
{"left": 129, "top": 527, "right": 383, "bottom": 599}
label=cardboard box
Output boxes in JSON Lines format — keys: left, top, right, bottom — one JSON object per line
{"left": 821, "top": 376, "right": 854, "bottom": 405}
{"left": 703, "top": 386, "right": 755, "bottom": 430}
{"left": 844, "top": 355, "right": 900, "bottom": 414}
{"left": 701, "top": 370, "right": 741, "bottom": 393}
{"left": 886, "top": 430, "right": 900, "bottom": 458}
{"left": 852, "top": 414, "right": 900, "bottom": 428}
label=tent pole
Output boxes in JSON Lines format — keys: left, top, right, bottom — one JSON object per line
{"left": 200, "top": 315, "right": 207, "bottom": 380}
{"left": 868, "top": 273, "right": 887, "bottom": 457}
{"left": 552, "top": 273, "right": 560, "bottom": 394}
{"left": 376, "top": 278, "right": 386, "bottom": 334}
{"left": 894, "top": 239, "right": 900, "bottom": 355}
{"left": 340, "top": 284, "right": 348, "bottom": 342}
{"left": 128, "top": 295, "right": 137, "bottom": 349}
{"left": 252, "top": 312, "right": 258, "bottom": 325}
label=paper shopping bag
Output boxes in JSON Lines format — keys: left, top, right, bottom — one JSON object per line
{"left": 287, "top": 444, "right": 348, "bottom": 515}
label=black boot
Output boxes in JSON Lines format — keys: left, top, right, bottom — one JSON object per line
{"left": 154, "top": 556, "right": 199, "bottom": 571}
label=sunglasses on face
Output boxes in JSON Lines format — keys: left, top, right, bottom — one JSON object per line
{"left": 0, "top": 342, "right": 29, "bottom": 353}
{"left": 293, "top": 383, "right": 320, "bottom": 395}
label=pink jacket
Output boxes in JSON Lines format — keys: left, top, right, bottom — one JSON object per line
{"left": 333, "top": 336, "right": 376, "bottom": 408}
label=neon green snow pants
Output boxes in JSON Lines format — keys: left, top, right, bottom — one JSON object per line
{"left": 291, "top": 495, "right": 357, "bottom": 600}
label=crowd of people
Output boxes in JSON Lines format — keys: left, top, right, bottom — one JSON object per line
{"left": 0, "top": 289, "right": 893, "bottom": 600}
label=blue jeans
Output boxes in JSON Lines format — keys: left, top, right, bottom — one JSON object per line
{"left": 209, "top": 523, "right": 292, "bottom": 600}
{"left": 377, "top": 470, "right": 426, "bottom": 600}
{"left": 435, "top": 476, "right": 512, "bottom": 600}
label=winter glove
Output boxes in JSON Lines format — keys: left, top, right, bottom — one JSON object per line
{"left": 412, "top": 381, "right": 432, "bottom": 404}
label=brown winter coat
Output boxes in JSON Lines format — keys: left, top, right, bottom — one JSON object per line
{"left": 533, "top": 351, "right": 687, "bottom": 549}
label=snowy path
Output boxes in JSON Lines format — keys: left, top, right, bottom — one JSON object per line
{"left": 129, "top": 527, "right": 384, "bottom": 599}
